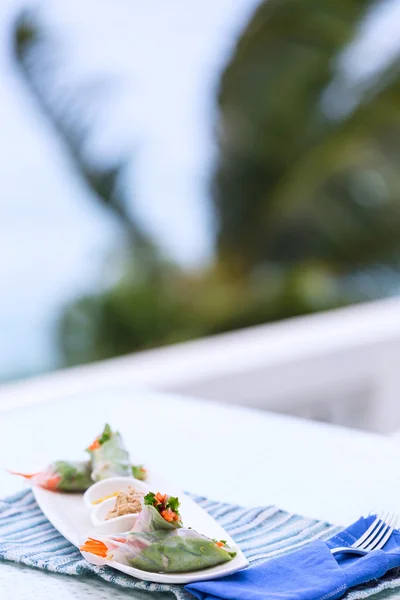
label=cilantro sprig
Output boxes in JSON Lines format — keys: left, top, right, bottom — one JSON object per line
{"left": 97, "top": 424, "right": 112, "bottom": 445}
{"left": 167, "top": 496, "right": 180, "bottom": 513}
{"left": 144, "top": 491, "right": 157, "bottom": 506}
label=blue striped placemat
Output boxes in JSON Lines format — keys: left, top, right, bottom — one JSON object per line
{"left": 1, "top": 490, "right": 400, "bottom": 599}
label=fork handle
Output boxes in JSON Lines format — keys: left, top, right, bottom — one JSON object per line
{"left": 331, "top": 547, "right": 368, "bottom": 556}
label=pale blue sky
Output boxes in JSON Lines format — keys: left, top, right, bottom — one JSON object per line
{"left": 0, "top": 0, "right": 259, "bottom": 378}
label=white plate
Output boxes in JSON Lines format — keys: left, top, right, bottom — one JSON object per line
{"left": 32, "top": 480, "right": 249, "bottom": 585}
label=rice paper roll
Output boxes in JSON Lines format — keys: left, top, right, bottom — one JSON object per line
{"left": 10, "top": 460, "right": 92, "bottom": 492}
{"left": 131, "top": 464, "right": 147, "bottom": 481}
{"left": 80, "top": 492, "right": 236, "bottom": 573}
{"left": 87, "top": 424, "right": 131, "bottom": 481}
{"left": 80, "top": 529, "right": 236, "bottom": 573}
{"left": 130, "top": 529, "right": 236, "bottom": 572}
{"left": 133, "top": 492, "right": 182, "bottom": 532}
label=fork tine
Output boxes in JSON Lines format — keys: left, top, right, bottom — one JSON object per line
{"left": 366, "top": 514, "right": 398, "bottom": 551}
{"left": 358, "top": 513, "right": 390, "bottom": 550}
{"left": 362, "top": 515, "right": 390, "bottom": 550}
{"left": 375, "top": 515, "right": 399, "bottom": 550}
{"left": 352, "top": 513, "right": 385, "bottom": 549}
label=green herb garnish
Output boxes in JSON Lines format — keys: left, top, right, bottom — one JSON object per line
{"left": 132, "top": 464, "right": 147, "bottom": 481}
{"left": 144, "top": 492, "right": 181, "bottom": 517}
{"left": 97, "top": 423, "right": 112, "bottom": 445}
{"left": 167, "top": 496, "right": 180, "bottom": 513}
{"left": 144, "top": 492, "right": 156, "bottom": 506}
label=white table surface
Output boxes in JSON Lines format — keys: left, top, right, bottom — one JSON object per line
{"left": 2, "top": 386, "right": 400, "bottom": 599}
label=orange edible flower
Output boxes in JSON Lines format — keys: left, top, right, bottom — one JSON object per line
{"left": 80, "top": 538, "right": 108, "bottom": 558}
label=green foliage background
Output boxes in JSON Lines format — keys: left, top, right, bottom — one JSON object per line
{"left": 12, "top": 0, "right": 400, "bottom": 365}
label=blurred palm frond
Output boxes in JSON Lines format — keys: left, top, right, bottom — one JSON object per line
{"left": 213, "top": 0, "right": 400, "bottom": 275}
{"left": 10, "top": 1, "right": 400, "bottom": 367}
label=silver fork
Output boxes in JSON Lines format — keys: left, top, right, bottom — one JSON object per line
{"left": 331, "top": 513, "right": 398, "bottom": 556}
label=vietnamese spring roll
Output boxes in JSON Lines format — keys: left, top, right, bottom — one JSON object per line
{"left": 131, "top": 464, "right": 147, "bottom": 481}
{"left": 80, "top": 490, "right": 236, "bottom": 573}
{"left": 10, "top": 460, "right": 93, "bottom": 492}
{"left": 133, "top": 492, "right": 183, "bottom": 531}
{"left": 87, "top": 424, "right": 131, "bottom": 481}
{"left": 81, "top": 529, "right": 236, "bottom": 573}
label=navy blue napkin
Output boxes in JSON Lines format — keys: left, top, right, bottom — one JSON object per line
{"left": 186, "top": 516, "right": 400, "bottom": 600}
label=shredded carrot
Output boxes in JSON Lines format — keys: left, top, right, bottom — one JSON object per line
{"left": 155, "top": 492, "right": 167, "bottom": 505}
{"left": 160, "top": 509, "right": 173, "bottom": 522}
{"left": 88, "top": 439, "right": 100, "bottom": 451}
{"left": 161, "top": 508, "right": 177, "bottom": 523}
{"left": 216, "top": 541, "right": 225, "bottom": 548}
{"left": 80, "top": 538, "right": 108, "bottom": 558}
{"left": 8, "top": 470, "right": 40, "bottom": 480}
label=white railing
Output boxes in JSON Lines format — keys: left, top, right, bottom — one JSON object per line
{"left": 1, "top": 297, "right": 400, "bottom": 433}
